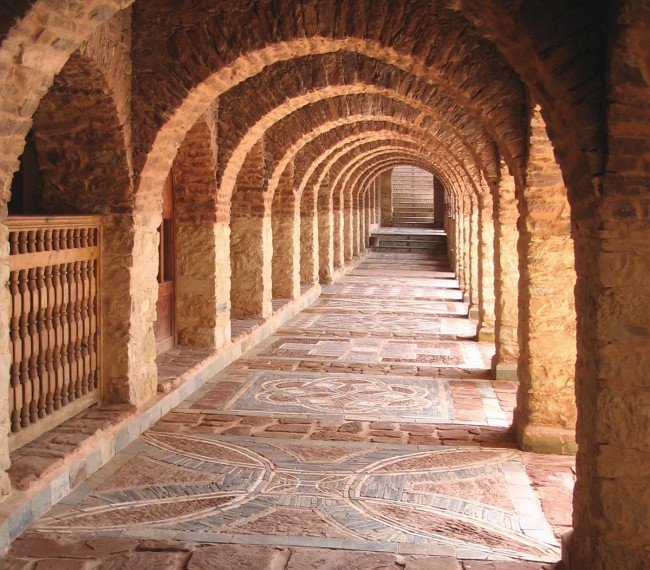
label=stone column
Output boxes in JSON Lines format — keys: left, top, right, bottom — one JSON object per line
{"left": 230, "top": 213, "right": 273, "bottom": 319}
{"left": 332, "top": 189, "right": 344, "bottom": 268}
{"left": 300, "top": 195, "right": 319, "bottom": 285}
{"left": 343, "top": 191, "right": 354, "bottom": 262}
{"left": 363, "top": 188, "right": 371, "bottom": 247}
{"left": 230, "top": 140, "right": 272, "bottom": 319}
{"left": 380, "top": 169, "right": 392, "bottom": 226}
{"left": 492, "top": 159, "right": 520, "bottom": 381}
{"left": 468, "top": 194, "right": 480, "bottom": 318}
{"left": 318, "top": 177, "right": 335, "bottom": 283}
{"left": 433, "top": 176, "right": 446, "bottom": 228}
{"left": 272, "top": 166, "right": 301, "bottom": 300}
{"left": 174, "top": 118, "right": 230, "bottom": 349}
{"left": 477, "top": 190, "right": 496, "bottom": 341}
{"left": 514, "top": 106, "right": 577, "bottom": 454}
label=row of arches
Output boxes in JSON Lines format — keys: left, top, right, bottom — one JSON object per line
{"left": 0, "top": 1, "right": 647, "bottom": 567}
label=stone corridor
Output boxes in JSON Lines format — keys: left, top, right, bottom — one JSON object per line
{"left": 0, "top": 249, "right": 574, "bottom": 569}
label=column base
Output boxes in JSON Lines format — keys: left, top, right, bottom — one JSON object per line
{"left": 493, "top": 362, "right": 518, "bottom": 381}
{"left": 476, "top": 326, "right": 495, "bottom": 342}
{"left": 462, "top": 292, "right": 471, "bottom": 303}
{"left": 468, "top": 305, "right": 480, "bottom": 320}
{"left": 561, "top": 531, "right": 573, "bottom": 570}
{"left": 515, "top": 421, "right": 577, "bottom": 455}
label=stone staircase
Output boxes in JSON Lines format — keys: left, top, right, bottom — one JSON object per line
{"left": 392, "top": 166, "right": 435, "bottom": 228}
{"left": 370, "top": 228, "right": 447, "bottom": 254}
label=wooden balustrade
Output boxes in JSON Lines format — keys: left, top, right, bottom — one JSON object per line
{"left": 6, "top": 216, "right": 101, "bottom": 448}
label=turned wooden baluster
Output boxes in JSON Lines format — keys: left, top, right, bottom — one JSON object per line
{"left": 44, "top": 266, "right": 55, "bottom": 415}
{"left": 9, "top": 231, "right": 18, "bottom": 255}
{"left": 9, "top": 272, "right": 22, "bottom": 432}
{"left": 66, "top": 263, "right": 78, "bottom": 403}
{"left": 18, "top": 231, "right": 27, "bottom": 254}
{"left": 18, "top": 269, "right": 31, "bottom": 428}
{"left": 72, "top": 261, "right": 83, "bottom": 399}
{"left": 43, "top": 229, "right": 52, "bottom": 252}
{"left": 36, "top": 266, "right": 48, "bottom": 419}
{"left": 27, "top": 268, "right": 39, "bottom": 424}
{"left": 52, "top": 265, "right": 64, "bottom": 410}
{"left": 59, "top": 264, "right": 70, "bottom": 406}
{"left": 79, "top": 261, "right": 90, "bottom": 395}
{"left": 88, "top": 259, "right": 98, "bottom": 391}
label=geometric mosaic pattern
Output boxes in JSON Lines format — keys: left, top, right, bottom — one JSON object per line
{"left": 256, "top": 337, "right": 488, "bottom": 368}
{"left": 312, "top": 297, "right": 468, "bottom": 316}
{"left": 226, "top": 372, "right": 451, "bottom": 419}
{"left": 36, "top": 434, "right": 560, "bottom": 562}
{"left": 322, "top": 284, "right": 464, "bottom": 301}
{"left": 280, "top": 314, "right": 477, "bottom": 338}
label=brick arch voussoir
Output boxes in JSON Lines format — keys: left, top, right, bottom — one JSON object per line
{"left": 266, "top": 113, "right": 488, "bottom": 218}
{"left": 216, "top": 87, "right": 497, "bottom": 215}
{"left": 298, "top": 118, "right": 480, "bottom": 197}
{"left": 297, "top": 130, "right": 479, "bottom": 220}
{"left": 335, "top": 147, "right": 469, "bottom": 210}
{"left": 454, "top": 0, "right": 605, "bottom": 204}
{"left": 216, "top": 51, "right": 498, "bottom": 180}
{"left": 30, "top": 51, "right": 132, "bottom": 215}
{"left": 317, "top": 139, "right": 474, "bottom": 221}
{"left": 0, "top": 0, "right": 134, "bottom": 203}
{"left": 324, "top": 132, "right": 478, "bottom": 205}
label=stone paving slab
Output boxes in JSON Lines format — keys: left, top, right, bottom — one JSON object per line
{"left": 0, "top": 248, "right": 572, "bottom": 568}
{"left": 0, "top": 538, "right": 563, "bottom": 569}
{"left": 178, "top": 369, "right": 511, "bottom": 427}
{"left": 309, "top": 297, "right": 468, "bottom": 316}
{"left": 246, "top": 337, "right": 490, "bottom": 369}
{"left": 29, "top": 435, "right": 560, "bottom": 563}
{"left": 280, "top": 314, "right": 477, "bottom": 339}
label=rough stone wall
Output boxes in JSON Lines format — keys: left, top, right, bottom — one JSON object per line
{"left": 468, "top": 195, "right": 480, "bottom": 310}
{"left": 569, "top": 2, "right": 650, "bottom": 567}
{"left": 173, "top": 109, "right": 230, "bottom": 349}
{"left": 477, "top": 191, "right": 496, "bottom": 341}
{"left": 230, "top": 139, "right": 273, "bottom": 319}
{"left": 492, "top": 160, "right": 520, "bottom": 373}
{"left": 317, "top": 175, "right": 334, "bottom": 283}
{"left": 272, "top": 161, "right": 301, "bottom": 300}
{"left": 514, "top": 106, "right": 577, "bottom": 455}
{"left": 379, "top": 170, "right": 393, "bottom": 226}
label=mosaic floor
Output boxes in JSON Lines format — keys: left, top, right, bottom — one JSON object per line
{"left": 2, "top": 248, "right": 573, "bottom": 569}
{"left": 36, "top": 436, "right": 558, "bottom": 562}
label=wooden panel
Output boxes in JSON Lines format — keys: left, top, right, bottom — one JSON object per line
{"left": 6, "top": 216, "right": 101, "bottom": 442}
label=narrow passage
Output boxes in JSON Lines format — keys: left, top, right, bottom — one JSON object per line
{"left": 1, "top": 248, "right": 574, "bottom": 569}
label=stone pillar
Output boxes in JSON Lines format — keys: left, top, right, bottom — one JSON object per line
{"left": 318, "top": 178, "right": 335, "bottom": 283}
{"left": 343, "top": 191, "right": 354, "bottom": 262}
{"left": 363, "top": 188, "right": 371, "bottom": 248}
{"left": 230, "top": 214, "right": 273, "bottom": 319}
{"left": 230, "top": 140, "right": 272, "bottom": 319}
{"left": 468, "top": 194, "right": 480, "bottom": 318}
{"left": 380, "top": 169, "right": 392, "bottom": 226}
{"left": 174, "top": 118, "right": 230, "bottom": 349}
{"left": 456, "top": 195, "right": 468, "bottom": 295}
{"left": 492, "top": 159, "right": 520, "bottom": 381}
{"left": 433, "top": 176, "right": 446, "bottom": 228}
{"left": 272, "top": 165, "right": 301, "bottom": 300}
{"left": 332, "top": 189, "right": 344, "bottom": 268}
{"left": 477, "top": 190, "right": 496, "bottom": 341}
{"left": 513, "top": 106, "right": 577, "bottom": 454}
{"left": 300, "top": 195, "right": 319, "bottom": 285}
{"left": 354, "top": 189, "right": 364, "bottom": 254}
{"left": 104, "top": 216, "right": 159, "bottom": 405}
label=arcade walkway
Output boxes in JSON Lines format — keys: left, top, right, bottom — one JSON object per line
{"left": 0, "top": 251, "right": 574, "bottom": 569}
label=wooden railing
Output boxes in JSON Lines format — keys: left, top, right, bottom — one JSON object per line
{"left": 7, "top": 216, "right": 101, "bottom": 448}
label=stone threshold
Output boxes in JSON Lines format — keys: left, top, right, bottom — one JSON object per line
{"left": 0, "top": 280, "right": 325, "bottom": 553}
